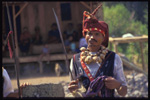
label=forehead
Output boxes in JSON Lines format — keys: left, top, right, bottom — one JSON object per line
{"left": 89, "top": 31, "right": 103, "bottom": 35}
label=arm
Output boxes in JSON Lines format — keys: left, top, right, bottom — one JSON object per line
{"left": 114, "top": 54, "right": 127, "bottom": 96}
{"left": 3, "top": 69, "right": 14, "bottom": 97}
{"left": 104, "top": 54, "right": 127, "bottom": 97}
{"left": 6, "top": 92, "right": 19, "bottom": 98}
{"left": 68, "top": 58, "right": 79, "bottom": 93}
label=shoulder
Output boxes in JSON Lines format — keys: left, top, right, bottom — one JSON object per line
{"left": 114, "top": 53, "right": 122, "bottom": 63}
{"left": 2, "top": 68, "right": 9, "bottom": 79}
{"left": 74, "top": 53, "right": 81, "bottom": 57}
{"left": 107, "top": 50, "right": 122, "bottom": 61}
{"left": 72, "top": 53, "right": 81, "bottom": 61}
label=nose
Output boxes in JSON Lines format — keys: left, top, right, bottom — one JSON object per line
{"left": 90, "top": 35, "right": 94, "bottom": 39}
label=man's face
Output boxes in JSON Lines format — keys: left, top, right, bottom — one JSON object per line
{"left": 85, "top": 31, "right": 104, "bottom": 48}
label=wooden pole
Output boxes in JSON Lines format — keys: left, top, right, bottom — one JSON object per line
{"left": 39, "top": 61, "right": 43, "bottom": 74}
{"left": 12, "top": 4, "right": 21, "bottom": 77}
{"left": 139, "top": 42, "right": 146, "bottom": 72}
{"left": 113, "top": 42, "right": 118, "bottom": 53}
{"left": 6, "top": 3, "right": 21, "bottom": 97}
{"left": 15, "top": 2, "right": 28, "bottom": 18}
{"left": 120, "top": 55, "right": 147, "bottom": 76}
{"left": 12, "top": 4, "right": 19, "bottom": 57}
{"left": 80, "top": 2, "right": 91, "bottom": 11}
{"left": 90, "top": 2, "right": 92, "bottom": 13}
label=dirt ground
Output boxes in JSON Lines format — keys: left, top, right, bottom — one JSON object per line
{"left": 11, "top": 69, "right": 133, "bottom": 90}
{"left": 11, "top": 74, "right": 70, "bottom": 90}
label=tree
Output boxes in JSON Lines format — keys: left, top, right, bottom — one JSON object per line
{"left": 103, "top": 3, "right": 148, "bottom": 68}
{"left": 103, "top": 4, "right": 131, "bottom": 37}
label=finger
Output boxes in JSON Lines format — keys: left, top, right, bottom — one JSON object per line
{"left": 105, "top": 82, "right": 113, "bottom": 86}
{"left": 68, "top": 85, "right": 79, "bottom": 92}
{"left": 105, "top": 84, "right": 111, "bottom": 89}
{"left": 68, "top": 84, "right": 78, "bottom": 89}
{"left": 26, "top": 82, "right": 29, "bottom": 85}
{"left": 106, "top": 77, "right": 114, "bottom": 80}
{"left": 69, "top": 80, "right": 79, "bottom": 85}
{"left": 68, "top": 85, "right": 78, "bottom": 90}
{"left": 25, "top": 82, "right": 29, "bottom": 86}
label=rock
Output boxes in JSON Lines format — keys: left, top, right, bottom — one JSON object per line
{"left": 22, "top": 83, "right": 65, "bottom": 97}
{"left": 124, "top": 71, "right": 148, "bottom": 97}
{"left": 126, "top": 75, "right": 133, "bottom": 79}
{"left": 132, "top": 90, "right": 141, "bottom": 96}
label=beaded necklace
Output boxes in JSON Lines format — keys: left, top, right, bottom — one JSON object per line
{"left": 80, "top": 46, "right": 108, "bottom": 64}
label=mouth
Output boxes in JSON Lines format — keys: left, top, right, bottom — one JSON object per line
{"left": 88, "top": 40, "right": 97, "bottom": 44}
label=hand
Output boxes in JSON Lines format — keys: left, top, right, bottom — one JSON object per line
{"left": 68, "top": 79, "right": 79, "bottom": 93}
{"left": 104, "top": 77, "right": 121, "bottom": 89}
{"left": 20, "top": 82, "right": 31, "bottom": 97}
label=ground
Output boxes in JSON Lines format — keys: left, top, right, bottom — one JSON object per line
{"left": 11, "top": 74, "right": 70, "bottom": 90}
{"left": 6, "top": 62, "right": 147, "bottom": 97}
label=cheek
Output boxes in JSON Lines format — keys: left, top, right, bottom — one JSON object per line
{"left": 97, "top": 37, "right": 104, "bottom": 44}
{"left": 85, "top": 35, "right": 90, "bottom": 42}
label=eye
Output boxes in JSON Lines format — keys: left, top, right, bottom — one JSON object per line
{"left": 84, "top": 32, "right": 87, "bottom": 35}
{"left": 87, "top": 32, "right": 92, "bottom": 35}
{"left": 95, "top": 33, "right": 99, "bottom": 36}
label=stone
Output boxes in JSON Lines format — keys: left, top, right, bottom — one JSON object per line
{"left": 22, "top": 83, "right": 65, "bottom": 97}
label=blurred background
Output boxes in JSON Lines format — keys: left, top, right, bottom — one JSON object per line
{"left": 2, "top": 1, "right": 148, "bottom": 97}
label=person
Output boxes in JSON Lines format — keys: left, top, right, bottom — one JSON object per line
{"left": 19, "top": 27, "right": 32, "bottom": 56}
{"left": 47, "top": 23, "right": 61, "bottom": 44}
{"left": 32, "top": 26, "right": 43, "bottom": 45}
{"left": 63, "top": 23, "right": 78, "bottom": 42}
{"left": 68, "top": 5, "right": 127, "bottom": 97}
{"left": 2, "top": 67, "right": 30, "bottom": 98}
{"left": 76, "top": 23, "right": 83, "bottom": 41}
{"left": 79, "top": 36, "right": 88, "bottom": 49}
{"left": 38, "top": 43, "right": 51, "bottom": 64}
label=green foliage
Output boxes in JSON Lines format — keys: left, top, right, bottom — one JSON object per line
{"left": 103, "top": 3, "right": 148, "bottom": 68}
{"left": 144, "top": 8, "right": 148, "bottom": 26}
{"left": 126, "top": 20, "right": 148, "bottom": 36}
{"left": 103, "top": 4, "right": 131, "bottom": 37}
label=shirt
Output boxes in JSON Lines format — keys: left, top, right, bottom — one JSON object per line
{"left": 70, "top": 53, "right": 127, "bottom": 86}
{"left": 3, "top": 68, "right": 14, "bottom": 97}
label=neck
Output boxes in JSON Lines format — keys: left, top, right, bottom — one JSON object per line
{"left": 88, "top": 45, "right": 101, "bottom": 52}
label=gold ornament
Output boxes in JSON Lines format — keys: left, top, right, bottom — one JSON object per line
{"left": 100, "top": 54, "right": 105, "bottom": 59}
{"left": 80, "top": 46, "right": 108, "bottom": 64}
{"left": 81, "top": 56, "right": 86, "bottom": 61}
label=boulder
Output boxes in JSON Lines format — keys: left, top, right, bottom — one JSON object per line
{"left": 22, "top": 83, "right": 64, "bottom": 97}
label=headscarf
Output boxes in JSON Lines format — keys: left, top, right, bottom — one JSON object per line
{"left": 82, "top": 4, "right": 109, "bottom": 47}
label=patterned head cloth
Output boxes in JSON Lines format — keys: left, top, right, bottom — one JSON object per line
{"left": 82, "top": 4, "right": 109, "bottom": 47}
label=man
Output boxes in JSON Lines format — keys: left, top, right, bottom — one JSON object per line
{"left": 68, "top": 5, "right": 127, "bottom": 97}
{"left": 47, "top": 23, "right": 61, "bottom": 43}
{"left": 2, "top": 67, "right": 30, "bottom": 98}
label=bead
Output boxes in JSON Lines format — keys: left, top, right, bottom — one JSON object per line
{"left": 81, "top": 52, "right": 87, "bottom": 56}
{"left": 96, "top": 57, "right": 100, "bottom": 62}
{"left": 92, "top": 56, "right": 97, "bottom": 61}
{"left": 98, "top": 58, "right": 102, "bottom": 63}
{"left": 81, "top": 56, "right": 86, "bottom": 61}
{"left": 81, "top": 47, "right": 107, "bottom": 64}
{"left": 87, "top": 56, "right": 92, "bottom": 62}
{"left": 102, "top": 50, "right": 107, "bottom": 55}
{"left": 80, "top": 47, "right": 87, "bottom": 51}
{"left": 100, "top": 54, "right": 105, "bottom": 59}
